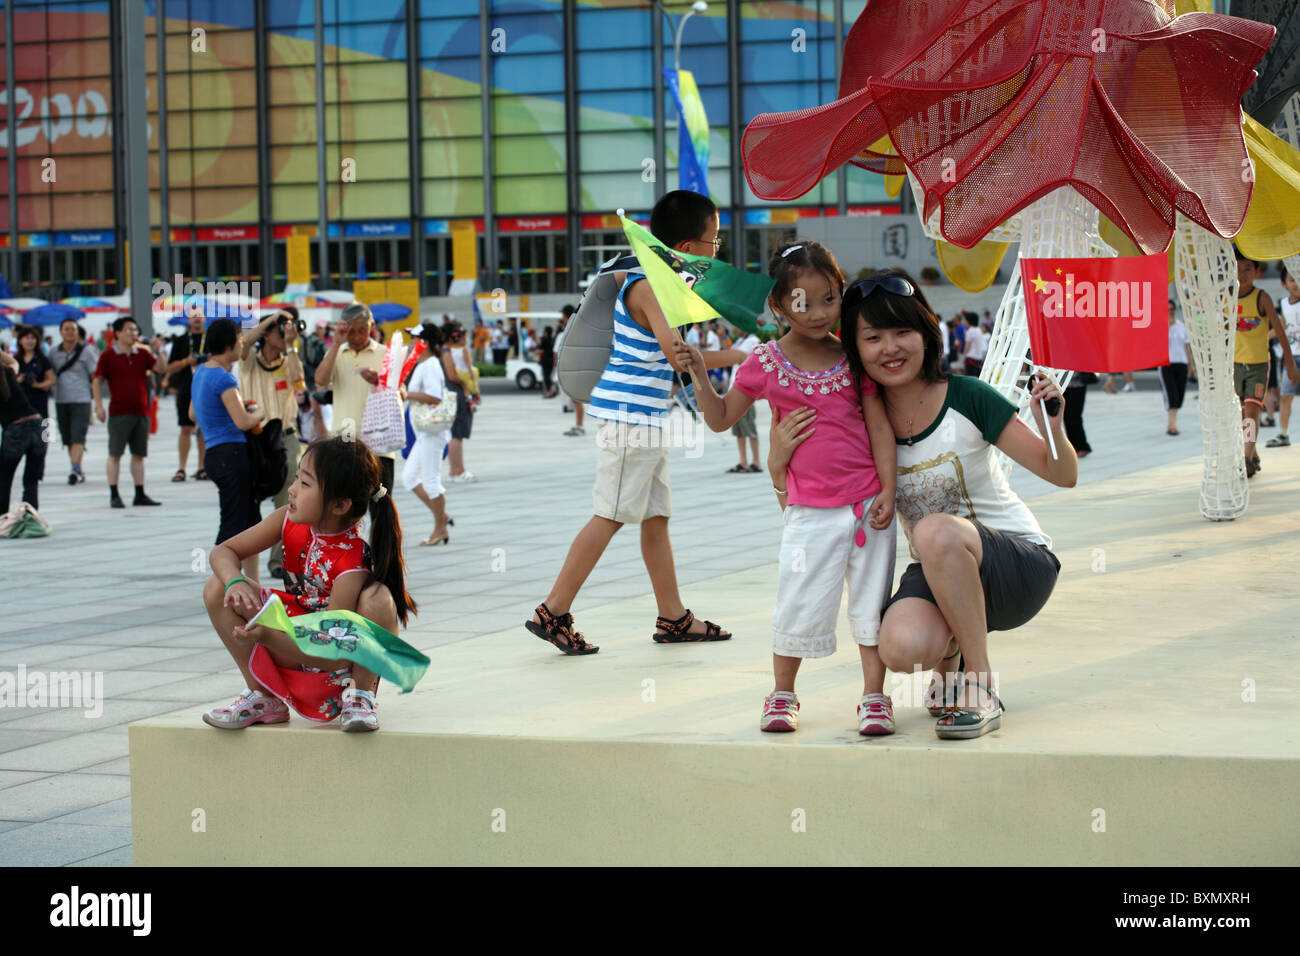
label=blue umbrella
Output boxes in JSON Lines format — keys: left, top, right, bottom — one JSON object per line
{"left": 0, "top": 315, "right": 12, "bottom": 329}
{"left": 166, "top": 297, "right": 256, "bottom": 327}
{"left": 370, "top": 302, "right": 412, "bottom": 322}
{"left": 23, "top": 303, "right": 85, "bottom": 326}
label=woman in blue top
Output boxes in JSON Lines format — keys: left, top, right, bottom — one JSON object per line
{"left": 190, "top": 318, "right": 267, "bottom": 582}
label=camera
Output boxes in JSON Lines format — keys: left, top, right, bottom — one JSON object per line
{"left": 276, "top": 313, "right": 307, "bottom": 336}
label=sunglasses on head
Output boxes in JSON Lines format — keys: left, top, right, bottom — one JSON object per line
{"left": 842, "top": 275, "right": 917, "bottom": 312}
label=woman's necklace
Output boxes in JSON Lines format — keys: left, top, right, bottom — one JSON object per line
{"left": 886, "top": 388, "right": 928, "bottom": 446}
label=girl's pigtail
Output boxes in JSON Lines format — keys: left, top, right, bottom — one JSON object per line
{"left": 369, "top": 492, "right": 416, "bottom": 627}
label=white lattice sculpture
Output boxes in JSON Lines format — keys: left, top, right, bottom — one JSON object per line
{"left": 1175, "top": 215, "right": 1247, "bottom": 520}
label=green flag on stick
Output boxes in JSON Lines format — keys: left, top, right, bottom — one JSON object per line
{"left": 620, "top": 216, "right": 775, "bottom": 335}
{"left": 249, "top": 595, "right": 431, "bottom": 693}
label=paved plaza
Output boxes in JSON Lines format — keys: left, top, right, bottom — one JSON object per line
{"left": 0, "top": 366, "right": 1286, "bottom": 865}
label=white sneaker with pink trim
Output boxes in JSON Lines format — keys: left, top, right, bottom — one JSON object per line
{"left": 858, "top": 693, "right": 895, "bottom": 736}
{"left": 760, "top": 691, "right": 799, "bottom": 733}
{"left": 340, "top": 687, "right": 380, "bottom": 733}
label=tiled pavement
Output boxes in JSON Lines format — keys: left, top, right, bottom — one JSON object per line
{"left": 0, "top": 365, "right": 1254, "bottom": 864}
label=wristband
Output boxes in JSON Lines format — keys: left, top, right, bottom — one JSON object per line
{"left": 224, "top": 576, "right": 250, "bottom": 595}
{"left": 773, "top": 485, "right": 788, "bottom": 495}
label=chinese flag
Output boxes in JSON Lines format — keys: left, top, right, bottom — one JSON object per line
{"left": 1021, "top": 254, "right": 1169, "bottom": 372}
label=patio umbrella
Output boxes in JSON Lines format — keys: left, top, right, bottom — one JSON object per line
{"left": 59, "top": 296, "right": 122, "bottom": 314}
{"left": 23, "top": 303, "right": 86, "bottom": 326}
{"left": 368, "top": 302, "right": 412, "bottom": 322}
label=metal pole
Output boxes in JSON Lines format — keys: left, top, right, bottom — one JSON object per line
{"left": 651, "top": 2, "right": 665, "bottom": 201}
{"left": 156, "top": 1, "right": 170, "bottom": 289}
{"left": 5, "top": 0, "right": 20, "bottom": 292}
{"left": 406, "top": 0, "right": 423, "bottom": 292}
{"left": 314, "top": 0, "right": 329, "bottom": 287}
{"left": 727, "top": 0, "right": 743, "bottom": 260}
{"left": 254, "top": 0, "right": 272, "bottom": 296}
{"left": 563, "top": 0, "right": 580, "bottom": 293}
{"left": 121, "top": 0, "right": 153, "bottom": 334}
{"left": 834, "top": 0, "right": 847, "bottom": 217}
{"left": 480, "top": 0, "right": 496, "bottom": 288}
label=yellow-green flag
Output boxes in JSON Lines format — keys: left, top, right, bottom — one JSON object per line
{"left": 621, "top": 217, "right": 717, "bottom": 328}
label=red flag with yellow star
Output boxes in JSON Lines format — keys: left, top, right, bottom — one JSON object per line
{"left": 1020, "top": 254, "right": 1170, "bottom": 373}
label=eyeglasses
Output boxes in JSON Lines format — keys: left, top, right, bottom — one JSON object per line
{"left": 842, "top": 275, "right": 916, "bottom": 313}
{"left": 695, "top": 235, "right": 724, "bottom": 252}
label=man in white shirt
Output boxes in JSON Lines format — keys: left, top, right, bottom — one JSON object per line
{"left": 685, "top": 325, "right": 701, "bottom": 348}
{"left": 963, "top": 313, "right": 987, "bottom": 377}
{"left": 1267, "top": 265, "right": 1300, "bottom": 447}
{"left": 313, "top": 303, "right": 396, "bottom": 494}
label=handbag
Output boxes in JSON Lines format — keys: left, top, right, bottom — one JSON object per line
{"left": 247, "top": 418, "right": 288, "bottom": 502}
{"left": 361, "top": 341, "right": 407, "bottom": 454}
{"left": 411, "top": 388, "right": 457, "bottom": 433}
{"left": 0, "top": 502, "right": 51, "bottom": 538}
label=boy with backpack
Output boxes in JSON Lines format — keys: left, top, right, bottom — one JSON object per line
{"left": 526, "top": 190, "right": 744, "bottom": 654}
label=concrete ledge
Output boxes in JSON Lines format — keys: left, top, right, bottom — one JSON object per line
{"left": 131, "top": 456, "right": 1300, "bottom": 865}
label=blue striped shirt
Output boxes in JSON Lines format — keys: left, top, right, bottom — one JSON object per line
{"left": 587, "top": 275, "right": 675, "bottom": 427}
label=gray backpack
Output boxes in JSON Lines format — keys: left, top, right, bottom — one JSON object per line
{"left": 557, "top": 255, "right": 642, "bottom": 403}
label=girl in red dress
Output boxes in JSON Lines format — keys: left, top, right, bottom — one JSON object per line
{"left": 201, "top": 436, "right": 416, "bottom": 732}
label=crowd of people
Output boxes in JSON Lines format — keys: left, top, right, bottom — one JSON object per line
{"left": 3, "top": 190, "right": 1297, "bottom": 742}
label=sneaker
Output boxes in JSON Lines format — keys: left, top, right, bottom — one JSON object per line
{"left": 68, "top": 473, "right": 78, "bottom": 485}
{"left": 1266, "top": 433, "right": 1290, "bottom": 448}
{"left": 448, "top": 472, "right": 478, "bottom": 483}
{"left": 110, "top": 494, "right": 125, "bottom": 509}
{"left": 340, "top": 687, "right": 379, "bottom": 732}
{"left": 202, "top": 689, "right": 290, "bottom": 729}
{"left": 133, "top": 493, "right": 162, "bottom": 506}
{"left": 760, "top": 691, "right": 799, "bottom": 732}
{"left": 858, "top": 693, "right": 895, "bottom": 736}
{"left": 1121, "top": 382, "right": 1135, "bottom": 393}
{"left": 563, "top": 426, "right": 585, "bottom": 437}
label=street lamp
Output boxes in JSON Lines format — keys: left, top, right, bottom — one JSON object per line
{"left": 674, "top": 1, "right": 708, "bottom": 71}
{"left": 654, "top": 1, "right": 709, "bottom": 71}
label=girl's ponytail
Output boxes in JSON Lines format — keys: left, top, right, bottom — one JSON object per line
{"left": 369, "top": 489, "right": 415, "bottom": 627}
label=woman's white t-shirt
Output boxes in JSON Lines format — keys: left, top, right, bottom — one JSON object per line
{"left": 894, "top": 375, "right": 1050, "bottom": 557}
{"left": 1168, "top": 319, "right": 1190, "bottom": 365}
{"left": 1279, "top": 297, "right": 1300, "bottom": 355}
{"left": 409, "top": 354, "right": 449, "bottom": 437}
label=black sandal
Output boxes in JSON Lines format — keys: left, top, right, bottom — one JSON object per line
{"left": 652, "top": 609, "right": 731, "bottom": 643}
{"left": 526, "top": 603, "right": 599, "bottom": 655}
{"left": 726, "top": 464, "right": 747, "bottom": 473}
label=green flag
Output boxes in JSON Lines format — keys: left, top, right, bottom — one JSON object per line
{"left": 620, "top": 216, "right": 774, "bottom": 335}
{"left": 249, "top": 595, "right": 431, "bottom": 693}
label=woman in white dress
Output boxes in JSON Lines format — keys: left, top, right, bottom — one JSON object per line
{"left": 402, "top": 323, "right": 452, "bottom": 546}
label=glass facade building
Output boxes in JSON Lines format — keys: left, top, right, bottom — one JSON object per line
{"left": 0, "top": 0, "right": 904, "bottom": 299}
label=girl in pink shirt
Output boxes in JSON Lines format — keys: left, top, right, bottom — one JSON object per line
{"left": 681, "top": 241, "right": 898, "bottom": 735}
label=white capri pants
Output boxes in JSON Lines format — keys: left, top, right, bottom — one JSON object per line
{"left": 402, "top": 429, "right": 449, "bottom": 497}
{"left": 772, "top": 494, "right": 897, "bottom": 659}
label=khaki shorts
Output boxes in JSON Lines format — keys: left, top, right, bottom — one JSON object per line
{"left": 1234, "top": 362, "right": 1268, "bottom": 408}
{"left": 592, "top": 420, "right": 671, "bottom": 524}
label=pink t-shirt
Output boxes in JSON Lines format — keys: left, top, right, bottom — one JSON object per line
{"left": 733, "top": 341, "right": 881, "bottom": 508}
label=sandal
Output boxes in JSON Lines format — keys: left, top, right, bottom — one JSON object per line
{"left": 746, "top": 464, "right": 761, "bottom": 473}
{"left": 925, "top": 640, "right": 963, "bottom": 717}
{"left": 525, "top": 602, "right": 599, "bottom": 655}
{"left": 652, "top": 609, "right": 731, "bottom": 643}
{"left": 193, "top": 468, "right": 209, "bottom": 480}
{"left": 171, "top": 469, "right": 187, "bottom": 482}
{"left": 935, "top": 678, "right": 1004, "bottom": 740}
{"left": 1166, "top": 427, "right": 1179, "bottom": 436}
{"left": 726, "top": 464, "right": 748, "bottom": 473}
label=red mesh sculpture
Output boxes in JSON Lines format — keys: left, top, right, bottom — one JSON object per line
{"left": 741, "top": 0, "right": 1275, "bottom": 255}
